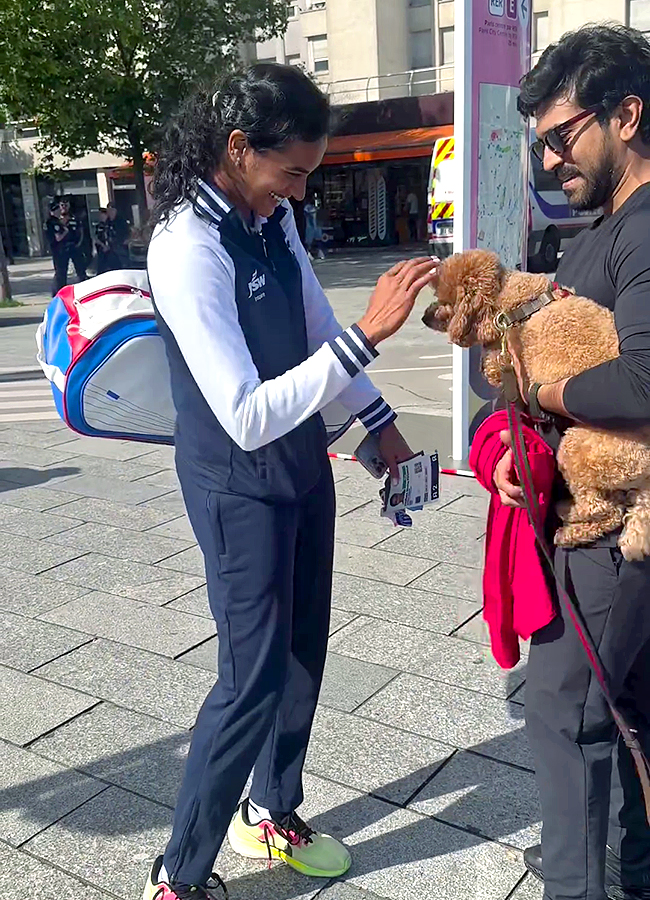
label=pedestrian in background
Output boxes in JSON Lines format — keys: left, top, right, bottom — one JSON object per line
{"left": 94, "top": 208, "right": 112, "bottom": 274}
{"left": 498, "top": 24, "right": 650, "bottom": 900}
{"left": 143, "top": 62, "right": 436, "bottom": 900}
{"left": 106, "top": 202, "right": 130, "bottom": 267}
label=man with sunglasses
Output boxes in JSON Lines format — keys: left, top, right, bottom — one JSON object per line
{"left": 495, "top": 23, "right": 650, "bottom": 900}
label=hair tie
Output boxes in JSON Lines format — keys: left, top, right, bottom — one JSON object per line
{"left": 212, "top": 90, "right": 221, "bottom": 107}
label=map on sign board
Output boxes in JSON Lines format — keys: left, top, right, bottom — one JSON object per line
{"left": 475, "top": 82, "right": 528, "bottom": 269}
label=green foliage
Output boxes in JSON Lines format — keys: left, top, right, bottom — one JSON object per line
{"left": 0, "top": 0, "right": 288, "bottom": 207}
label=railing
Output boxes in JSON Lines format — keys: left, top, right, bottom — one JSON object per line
{"left": 322, "top": 65, "right": 454, "bottom": 104}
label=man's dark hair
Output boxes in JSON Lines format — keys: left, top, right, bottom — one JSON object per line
{"left": 518, "top": 24, "right": 650, "bottom": 143}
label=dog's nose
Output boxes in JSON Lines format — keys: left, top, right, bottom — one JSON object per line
{"left": 422, "top": 305, "right": 437, "bottom": 328}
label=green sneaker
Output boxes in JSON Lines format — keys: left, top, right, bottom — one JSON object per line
{"left": 227, "top": 799, "right": 351, "bottom": 878}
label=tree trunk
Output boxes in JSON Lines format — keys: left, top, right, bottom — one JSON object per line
{"left": 129, "top": 133, "right": 148, "bottom": 225}
{"left": 0, "top": 232, "right": 12, "bottom": 302}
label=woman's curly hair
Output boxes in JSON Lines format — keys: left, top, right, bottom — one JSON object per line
{"left": 151, "top": 64, "right": 331, "bottom": 226}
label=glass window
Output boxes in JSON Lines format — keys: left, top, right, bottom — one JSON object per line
{"left": 533, "top": 11, "right": 549, "bottom": 52}
{"left": 410, "top": 30, "right": 433, "bottom": 69}
{"left": 440, "top": 26, "right": 454, "bottom": 65}
{"left": 629, "top": 0, "right": 650, "bottom": 33}
{"left": 286, "top": 54, "right": 301, "bottom": 66}
{"left": 409, "top": 0, "right": 431, "bottom": 6}
{"left": 309, "top": 35, "right": 329, "bottom": 74}
{"left": 287, "top": 1, "right": 299, "bottom": 17}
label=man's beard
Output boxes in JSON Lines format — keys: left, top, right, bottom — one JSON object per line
{"left": 556, "top": 144, "right": 620, "bottom": 211}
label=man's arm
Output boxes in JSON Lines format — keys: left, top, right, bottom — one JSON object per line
{"left": 537, "top": 219, "right": 650, "bottom": 428}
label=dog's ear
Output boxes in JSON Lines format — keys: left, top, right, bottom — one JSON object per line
{"left": 423, "top": 250, "right": 503, "bottom": 347}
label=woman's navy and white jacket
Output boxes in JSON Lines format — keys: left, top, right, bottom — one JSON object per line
{"left": 148, "top": 180, "right": 396, "bottom": 501}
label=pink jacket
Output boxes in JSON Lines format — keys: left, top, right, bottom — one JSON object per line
{"left": 469, "top": 410, "right": 557, "bottom": 668}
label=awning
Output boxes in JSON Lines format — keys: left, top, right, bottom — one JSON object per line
{"left": 321, "top": 125, "right": 453, "bottom": 165}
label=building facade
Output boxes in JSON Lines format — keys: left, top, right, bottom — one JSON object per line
{"left": 2, "top": 0, "right": 649, "bottom": 256}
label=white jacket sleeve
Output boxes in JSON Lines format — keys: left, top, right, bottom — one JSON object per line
{"left": 281, "top": 202, "right": 397, "bottom": 434}
{"left": 148, "top": 212, "right": 383, "bottom": 452}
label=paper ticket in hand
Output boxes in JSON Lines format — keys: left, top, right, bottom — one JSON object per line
{"left": 380, "top": 451, "right": 439, "bottom": 525}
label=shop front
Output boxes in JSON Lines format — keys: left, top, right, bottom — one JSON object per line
{"left": 309, "top": 125, "right": 452, "bottom": 248}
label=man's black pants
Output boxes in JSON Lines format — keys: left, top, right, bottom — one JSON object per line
{"left": 526, "top": 544, "right": 650, "bottom": 900}
{"left": 163, "top": 459, "right": 335, "bottom": 886}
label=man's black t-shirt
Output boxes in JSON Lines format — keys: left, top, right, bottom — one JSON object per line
{"left": 555, "top": 182, "right": 650, "bottom": 429}
{"left": 63, "top": 215, "right": 83, "bottom": 250}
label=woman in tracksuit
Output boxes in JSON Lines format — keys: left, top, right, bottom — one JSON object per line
{"left": 143, "top": 63, "right": 437, "bottom": 900}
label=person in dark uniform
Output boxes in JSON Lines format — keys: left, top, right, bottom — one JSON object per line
{"left": 142, "top": 64, "right": 437, "bottom": 900}
{"left": 106, "top": 202, "right": 130, "bottom": 267}
{"left": 495, "top": 24, "right": 650, "bottom": 900}
{"left": 94, "top": 208, "right": 112, "bottom": 274}
{"left": 45, "top": 200, "right": 71, "bottom": 296}
{"left": 60, "top": 199, "right": 88, "bottom": 284}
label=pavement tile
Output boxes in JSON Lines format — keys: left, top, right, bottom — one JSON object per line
{"left": 32, "top": 703, "right": 191, "bottom": 808}
{"left": 44, "top": 553, "right": 204, "bottom": 604}
{"left": 329, "top": 608, "right": 358, "bottom": 634}
{"left": 0, "top": 842, "right": 111, "bottom": 900}
{"left": 53, "top": 436, "right": 160, "bottom": 461}
{"left": 453, "top": 610, "right": 491, "bottom": 645}
{"left": 358, "top": 674, "right": 532, "bottom": 769}
{"left": 409, "top": 562, "right": 483, "bottom": 603}
{"left": 55, "top": 455, "right": 167, "bottom": 483}
{"left": 409, "top": 750, "right": 541, "bottom": 849}
{"left": 0, "top": 739, "right": 105, "bottom": 846}
{"left": 0, "top": 568, "right": 89, "bottom": 618}
{"left": 165, "top": 585, "right": 210, "bottom": 617}
{"left": 336, "top": 476, "right": 382, "bottom": 502}
{"left": 440, "top": 472, "right": 487, "bottom": 498}
{"left": 137, "top": 492, "right": 187, "bottom": 518}
{"left": 331, "top": 572, "right": 479, "bottom": 634}
{"left": 0, "top": 505, "right": 83, "bottom": 540}
{"left": 45, "top": 521, "right": 193, "bottom": 565}
{"left": 438, "top": 494, "right": 489, "bottom": 519}
{"left": 292, "top": 776, "right": 525, "bottom": 900}
{"left": 45, "top": 474, "right": 171, "bottom": 504}
{"left": 134, "top": 446, "right": 176, "bottom": 468}
{"left": 377, "top": 514, "right": 485, "bottom": 568}
{"left": 319, "top": 651, "right": 398, "bottom": 712}
{"left": 156, "top": 545, "right": 205, "bottom": 576}
{"left": 343, "top": 805, "right": 524, "bottom": 900}
{"left": 334, "top": 543, "right": 435, "bottom": 586}
{"left": 35, "top": 640, "right": 216, "bottom": 728}
{"left": 147, "top": 514, "right": 196, "bottom": 541}
{"left": 0, "top": 664, "right": 98, "bottom": 745}
{"left": 510, "top": 875, "right": 543, "bottom": 899}
{"left": 137, "top": 470, "right": 182, "bottom": 490}
{"left": 0, "top": 533, "right": 86, "bottom": 576}
{"left": 337, "top": 495, "right": 373, "bottom": 517}
{"left": 0, "top": 426, "right": 80, "bottom": 450}
{"left": 41, "top": 593, "right": 215, "bottom": 657}
{"left": 329, "top": 619, "right": 524, "bottom": 699}
{"left": 41, "top": 496, "right": 178, "bottom": 531}
{"left": 0, "top": 441, "right": 78, "bottom": 468}
{"left": 24, "top": 786, "right": 173, "bottom": 900}
{"left": 335, "top": 514, "right": 402, "bottom": 548}
{"left": 316, "top": 887, "right": 391, "bottom": 900}
{"left": 306, "top": 706, "right": 452, "bottom": 803}
{"left": 0, "top": 482, "right": 82, "bottom": 512}
{"left": 0, "top": 610, "right": 90, "bottom": 671}
{"left": 176, "top": 635, "right": 219, "bottom": 670}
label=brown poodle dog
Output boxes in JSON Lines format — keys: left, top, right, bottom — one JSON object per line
{"left": 422, "top": 248, "right": 650, "bottom": 560}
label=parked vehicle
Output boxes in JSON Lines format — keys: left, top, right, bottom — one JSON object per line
{"left": 426, "top": 136, "right": 600, "bottom": 271}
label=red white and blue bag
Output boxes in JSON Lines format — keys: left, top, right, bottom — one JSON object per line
{"left": 36, "top": 270, "right": 176, "bottom": 444}
{"left": 37, "top": 269, "right": 356, "bottom": 446}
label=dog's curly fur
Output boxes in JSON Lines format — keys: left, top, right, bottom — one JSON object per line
{"left": 422, "top": 249, "right": 650, "bottom": 560}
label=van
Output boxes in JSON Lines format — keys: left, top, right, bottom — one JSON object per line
{"left": 426, "top": 136, "right": 600, "bottom": 270}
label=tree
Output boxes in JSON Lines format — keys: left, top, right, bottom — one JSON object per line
{"left": 0, "top": 0, "right": 288, "bottom": 219}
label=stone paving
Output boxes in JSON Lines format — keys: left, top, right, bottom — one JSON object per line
{"left": 0, "top": 416, "right": 543, "bottom": 900}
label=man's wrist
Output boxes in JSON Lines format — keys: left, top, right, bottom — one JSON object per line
{"left": 536, "top": 379, "right": 570, "bottom": 417}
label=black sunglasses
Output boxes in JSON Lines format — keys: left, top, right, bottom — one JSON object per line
{"left": 531, "top": 104, "right": 604, "bottom": 162}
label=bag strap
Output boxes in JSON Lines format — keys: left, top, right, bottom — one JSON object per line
{"left": 502, "top": 377, "right": 650, "bottom": 823}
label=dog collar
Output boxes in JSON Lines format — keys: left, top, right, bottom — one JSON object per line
{"left": 495, "top": 282, "right": 572, "bottom": 330}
